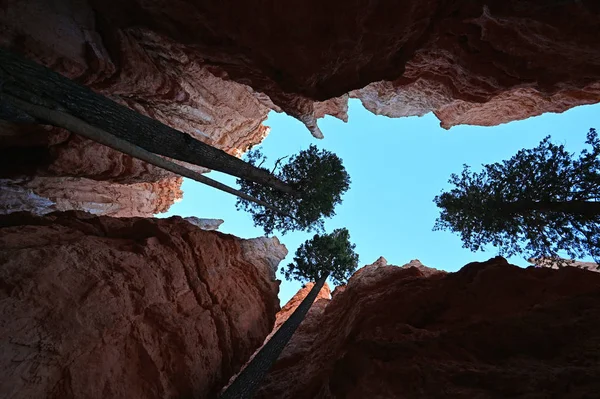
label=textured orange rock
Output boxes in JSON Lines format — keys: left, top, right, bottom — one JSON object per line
{"left": 255, "top": 257, "right": 600, "bottom": 398}
{"left": 2, "top": 0, "right": 600, "bottom": 213}
{"left": 349, "top": 2, "right": 600, "bottom": 127}
{"left": 4, "top": 0, "right": 599, "bottom": 139}
{"left": 221, "top": 281, "right": 330, "bottom": 393}
{"left": 58, "top": 0, "right": 599, "bottom": 132}
{"left": 0, "top": 176, "right": 182, "bottom": 217}
{"left": 0, "top": 0, "right": 272, "bottom": 214}
{"left": 0, "top": 212, "right": 286, "bottom": 399}
{"left": 531, "top": 257, "right": 600, "bottom": 272}
{"left": 0, "top": 0, "right": 273, "bottom": 174}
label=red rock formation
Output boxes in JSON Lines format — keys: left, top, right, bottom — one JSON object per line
{"left": 0, "top": 0, "right": 274, "bottom": 214}
{"left": 271, "top": 282, "right": 331, "bottom": 333}
{"left": 0, "top": 212, "right": 287, "bottom": 399}
{"left": 4, "top": 0, "right": 599, "bottom": 137}
{"left": 531, "top": 257, "right": 600, "bottom": 272}
{"left": 67, "top": 0, "right": 599, "bottom": 132}
{"left": 2, "top": 0, "right": 600, "bottom": 213}
{"left": 0, "top": 176, "right": 182, "bottom": 217}
{"left": 221, "top": 281, "right": 331, "bottom": 393}
{"left": 0, "top": 0, "right": 273, "bottom": 178}
{"left": 255, "top": 257, "right": 600, "bottom": 398}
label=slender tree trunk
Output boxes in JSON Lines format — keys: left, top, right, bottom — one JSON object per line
{"left": 0, "top": 48, "right": 294, "bottom": 194}
{"left": 1, "top": 92, "right": 290, "bottom": 215}
{"left": 500, "top": 200, "right": 600, "bottom": 218}
{"left": 219, "top": 273, "right": 329, "bottom": 399}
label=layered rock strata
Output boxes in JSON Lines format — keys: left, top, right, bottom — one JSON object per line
{"left": 2, "top": 0, "right": 600, "bottom": 214}
{"left": 0, "top": 212, "right": 286, "bottom": 399}
{"left": 256, "top": 257, "right": 600, "bottom": 398}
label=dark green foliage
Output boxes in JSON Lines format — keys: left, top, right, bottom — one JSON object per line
{"left": 236, "top": 145, "right": 351, "bottom": 235}
{"left": 434, "top": 128, "right": 600, "bottom": 262}
{"left": 282, "top": 228, "right": 359, "bottom": 285}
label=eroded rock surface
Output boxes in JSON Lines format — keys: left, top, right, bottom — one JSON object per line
{"left": 0, "top": 212, "right": 285, "bottom": 399}
{"left": 532, "top": 257, "right": 600, "bottom": 272}
{"left": 221, "top": 281, "right": 330, "bottom": 394}
{"left": 0, "top": 0, "right": 274, "bottom": 215}
{"left": 69, "top": 0, "right": 600, "bottom": 131}
{"left": 256, "top": 257, "right": 600, "bottom": 398}
{"left": 2, "top": 0, "right": 600, "bottom": 214}
{"left": 0, "top": 177, "right": 182, "bottom": 217}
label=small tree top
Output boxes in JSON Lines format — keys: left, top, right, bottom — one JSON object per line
{"left": 434, "top": 128, "right": 600, "bottom": 262}
{"left": 236, "top": 145, "right": 351, "bottom": 235}
{"left": 282, "top": 228, "right": 359, "bottom": 286}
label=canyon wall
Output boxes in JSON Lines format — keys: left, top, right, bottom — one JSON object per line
{"left": 2, "top": 0, "right": 600, "bottom": 215}
{"left": 0, "top": 0, "right": 274, "bottom": 216}
{"left": 0, "top": 177, "right": 183, "bottom": 217}
{"left": 72, "top": 0, "right": 599, "bottom": 132}
{"left": 0, "top": 212, "right": 286, "bottom": 399}
{"left": 255, "top": 257, "right": 600, "bottom": 398}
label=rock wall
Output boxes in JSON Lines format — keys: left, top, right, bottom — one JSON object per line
{"left": 68, "top": 0, "right": 599, "bottom": 132}
{"left": 255, "top": 257, "right": 600, "bottom": 398}
{"left": 221, "top": 281, "right": 331, "bottom": 394}
{"left": 0, "top": 0, "right": 274, "bottom": 216}
{"left": 532, "top": 257, "right": 600, "bottom": 272}
{"left": 0, "top": 177, "right": 182, "bottom": 217}
{"left": 0, "top": 212, "right": 286, "bottom": 399}
{"left": 2, "top": 0, "right": 599, "bottom": 213}
{"left": 351, "top": 3, "right": 600, "bottom": 128}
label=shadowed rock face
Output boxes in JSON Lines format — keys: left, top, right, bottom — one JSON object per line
{"left": 255, "top": 257, "right": 600, "bottom": 399}
{"left": 80, "top": 0, "right": 600, "bottom": 130}
{"left": 2, "top": 0, "right": 600, "bottom": 214}
{"left": 220, "top": 281, "right": 331, "bottom": 394}
{"left": 0, "top": 0, "right": 273, "bottom": 215}
{"left": 0, "top": 212, "right": 286, "bottom": 399}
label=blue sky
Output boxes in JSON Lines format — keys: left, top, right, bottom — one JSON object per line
{"left": 162, "top": 99, "right": 600, "bottom": 303}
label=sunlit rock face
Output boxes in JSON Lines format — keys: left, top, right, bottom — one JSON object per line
{"left": 67, "top": 0, "right": 599, "bottom": 131}
{"left": 183, "top": 217, "right": 224, "bottom": 231}
{"left": 0, "top": 0, "right": 273, "bottom": 216}
{"left": 0, "top": 177, "right": 183, "bottom": 217}
{"left": 0, "top": 212, "right": 286, "bottom": 399}
{"left": 221, "top": 281, "right": 330, "bottom": 393}
{"left": 531, "top": 257, "right": 600, "bottom": 272}
{"left": 255, "top": 257, "right": 600, "bottom": 398}
{"left": 2, "top": 0, "right": 599, "bottom": 214}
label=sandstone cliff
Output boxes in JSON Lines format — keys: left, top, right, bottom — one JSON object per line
{"left": 2, "top": 0, "right": 599, "bottom": 214}
{"left": 0, "top": 177, "right": 183, "bottom": 217}
{"left": 0, "top": 0, "right": 274, "bottom": 216}
{"left": 61, "top": 0, "right": 598, "bottom": 132}
{"left": 256, "top": 257, "right": 600, "bottom": 398}
{"left": 0, "top": 212, "right": 287, "bottom": 399}
{"left": 532, "top": 257, "right": 600, "bottom": 272}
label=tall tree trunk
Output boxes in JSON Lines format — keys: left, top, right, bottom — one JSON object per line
{"left": 1, "top": 92, "right": 290, "bottom": 215}
{"left": 500, "top": 200, "right": 600, "bottom": 218}
{"left": 220, "top": 273, "right": 329, "bottom": 399}
{"left": 0, "top": 48, "right": 294, "bottom": 194}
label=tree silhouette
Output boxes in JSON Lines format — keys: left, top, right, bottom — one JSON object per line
{"left": 219, "top": 228, "right": 358, "bottom": 399}
{"left": 236, "top": 145, "right": 351, "bottom": 235}
{"left": 434, "top": 128, "right": 600, "bottom": 262}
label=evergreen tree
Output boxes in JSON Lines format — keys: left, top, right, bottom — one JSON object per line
{"left": 236, "top": 145, "right": 351, "bottom": 235}
{"left": 434, "top": 128, "right": 600, "bottom": 262}
{"left": 219, "top": 229, "right": 359, "bottom": 399}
